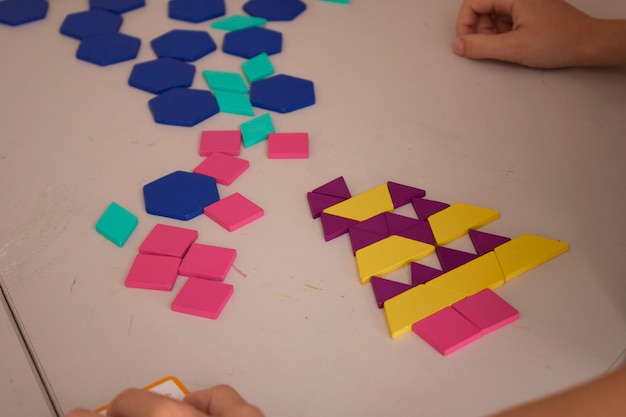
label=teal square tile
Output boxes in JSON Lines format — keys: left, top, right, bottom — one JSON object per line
{"left": 96, "top": 202, "right": 138, "bottom": 247}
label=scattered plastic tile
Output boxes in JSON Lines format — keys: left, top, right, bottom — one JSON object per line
{"left": 494, "top": 233, "right": 569, "bottom": 281}
{"left": 76, "top": 32, "right": 141, "bottom": 66}
{"left": 143, "top": 171, "right": 220, "bottom": 221}
{"left": 242, "top": 53, "right": 275, "bottom": 83}
{"left": 469, "top": 229, "right": 511, "bottom": 256}
{"left": 60, "top": 9, "right": 122, "bottom": 39}
{"left": 0, "top": 0, "right": 48, "bottom": 26}
{"left": 178, "top": 243, "right": 236, "bottom": 281}
{"left": 426, "top": 252, "right": 505, "bottom": 297}
{"left": 211, "top": 14, "right": 267, "bottom": 31}
{"left": 306, "top": 192, "right": 346, "bottom": 219}
{"left": 139, "top": 224, "right": 198, "bottom": 258}
{"left": 412, "top": 307, "right": 482, "bottom": 356}
{"left": 95, "top": 202, "right": 138, "bottom": 247}
{"left": 204, "top": 192, "right": 264, "bottom": 231}
{"left": 371, "top": 276, "right": 411, "bottom": 308}
{"left": 387, "top": 181, "right": 426, "bottom": 208}
{"left": 125, "top": 253, "right": 181, "bottom": 291}
{"left": 171, "top": 278, "right": 233, "bottom": 319}
{"left": 322, "top": 184, "right": 394, "bottom": 222}
{"left": 250, "top": 74, "right": 315, "bottom": 113}
{"left": 128, "top": 58, "right": 195, "bottom": 94}
{"left": 90, "top": 0, "right": 145, "bottom": 13}
{"left": 202, "top": 70, "right": 249, "bottom": 93}
{"left": 312, "top": 176, "right": 351, "bottom": 199}
{"left": 320, "top": 212, "right": 358, "bottom": 241}
{"left": 243, "top": 0, "right": 306, "bottom": 21}
{"left": 222, "top": 26, "right": 282, "bottom": 59}
{"left": 410, "top": 262, "right": 443, "bottom": 286}
{"left": 428, "top": 202, "right": 500, "bottom": 246}
{"left": 411, "top": 197, "right": 449, "bottom": 220}
{"left": 436, "top": 246, "right": 479, "bottom": 272}
{"left": 240, "top": 113, "right": 275, "bottom": 147}
{"left": 267, "top": 132, "right": 309, "bottom": 158}
{"left": 148, "top": 88, "right": 219, "bottom": 127}
{"left": 151, "top": 29, "right": 217, "bottom": 62}
{"left": 193, "top": 152, "right": 250, "bottom": 185}
{"left": 168, "top": 0, "right": 225, "bottom": 23}
{"left": 199, "top": 130, "right": 241, "bottom": 156}
{"left": 452, "top": 289, "right": 520, "bottom": 334}
{"left": 214, "top": 90, "right": 255, "bottom": 116}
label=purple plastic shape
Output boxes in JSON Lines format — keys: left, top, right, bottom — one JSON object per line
{"left": 394, "top": 221, "right": 436, "bottom": 245}
{"left": 385, "top": 213, "right": 422, "bottom": 234}
{"left": 387, "top": 181, "right": 426, "bottom": 208}
{"left": 312, "top": 176, "right": 351, "bottom": 199}
{"left": 351, "top": 213, "right": 388, "bottom": 235}
{"left": 307, "top": 192, "right": 345, "bottom": 219}
{"left": 436, "top": 246, "right": 479, "bottom": 272}
{"left": 410, "top": 263, "right": 443, "bottom": 286}
{"left": 349, "top": 228, "right": 386, "bottom": 255}
{"left": 411, "top": 197, "right": 450, "bottom": 220}
{"left": 320, "top": 212, "right": 358, "bottom": 241}
{"left": 468, "top": 229, "right": 511, "bottom": 256}
{"left": 371, "top": 277, "right": 412, "bottom": 308}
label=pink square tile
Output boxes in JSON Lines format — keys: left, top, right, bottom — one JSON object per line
{"left": 178, "top": 243, "right": 237, "bottom": 281}
{"left": 171, "top": 278, "right": 234, "bottom": 319}
{"left": 139, "top": 224, "right": 198, "bottom": 258}
{"left": 125, "top": 253, "right": 181, "bottom": 291}
{"left": 412, "top": 307, "right": 482, "bottom": 355}
{"left": 452, "top": 289, "right": 520, "bottom": 334}
{"left": 199, "top": 130, "right": 241, "bottom": 156}
{"left": 267, "top": 132, "right": 309, "bottom": 159}
{"left": 204, "top": 193, "right": 264, "bottom": 232}
{"left": 193, "top": 153, "right": 250, "bottom": 186}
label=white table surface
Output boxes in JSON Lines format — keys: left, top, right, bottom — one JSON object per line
{"left": 1, "top": 1, "right": 626, "bottom": 416}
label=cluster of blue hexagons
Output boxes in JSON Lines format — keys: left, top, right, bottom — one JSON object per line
{"left": 0, "top": 0, "right": 48, "bottom": 26}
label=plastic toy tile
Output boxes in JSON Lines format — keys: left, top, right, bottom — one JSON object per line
{"left": 76, "top": 32, "right": 141, "bottom": 66}
{"left": 178, "top": 243, "right": 236, "bottom": 281}
{"left": 171, "top": 278, "right": 233, "bottom": 320}
{"left": 351, "top": 213, "right": 388, "bottom": 235}
{"left": 349, "top": 227, "right": 386, "bottom": 254}
{"left": 428, "top": 202, "right": 500, "bottom": 245}
{"left": 0, "top": 0, "right": 48, "bottom": 26}
{"left": 143, "top": 171, "right": 220, "bottom": 221}
{"left": 214, "top": 90, "right": 255, "bottom": 116}
{"left": 90, "top": 0, "right": 145, "bottom": 13}
{"left": 436, "top": 246, "right": 478, "bottom": 272}
{"left": 222, "top": 26, "right": 282, "bottom": 59}
{"left": 60, "top": 9, "right": 122, "bottom": 40}
{"left": 410, "top": 262, "right": 443, "bottom": 286}
{"left": 494, "top": 233, "right": 569, "bottom": 281}
{"left": 250, "top": 74, "right": 315, "bottom": 113}
{"left": 371, "top": 276, "right": 411, "bottom": 308}
{"left": 242, "top": 53, "right": 275, "bottom": 83}
{"left": 267, "top": 132, "right": 309, "bottom": 158}
{"left": 394, "top": 220, "right": 436, "bottom": 246}
{"left": 202, "top": 70, "right": 249, "bottom": 93}
{"left": 240, "top": 113, "right": 275, "bottom": 148}
{"left": 128, "top": 58, "right": 195, "bottom": 94}
{"left": 193, "top": 152, "right": 250, "bottom": 185}
{"left": 95, "top": 202, "right": 138, "bottom": 247}
{"left": 426, "top": 252, "right": 505, "bottom": 297}
{"left": 312, "top": 176, "right": 351, "bottom": 199}
{"left": 148, "top": 88, "right": 219, "bottom": 127}
{"left": 355, "top": 235, "right": 435, "bottom": 284}
{"left": 322, "top": 184, "right": 394, "bottom": 222}
{"left": 125, "top": 253, "right": 181, "bottom": 291}
{"left": 168, "top": 0, "right": 225, "bottom": 23}
{"left": 242, "top": 0, "right": 306, "bottom": 21}
{"left": 204, "top": 192, "right": 264, "bottom": 231}
{"left": 151, "top": 29, "right": 217, "bottom": 62}
{"left": 322, "top": 0, "right": 350, "bottom": 3}
{"left": 199, "top": 130, "right": 241, "bottom": 156}
{"left": 469, "top": 229, "right": 511, "bottom": 256}
{"left": 211, "top": 14, "right": 267, "bottom": 31}
{"left": 387, "top": 182, "right": 426, "bottom": 208}
{"left": 452, "top": 289, "right": 520, "bottom": 334}
{"left": 307, "top": 192, "right": 346, "bottom": 219}
{"left": 320, "top": 212, "right": 358, "bottom": 241}
{"left": 411, "top": 197, "right": 449, "bottom": 220}
{"left": 412, "top": 307, "right": 482, "bottom": 356}
{"left": 139, "top": 224, "right": 198, "bottom": 258}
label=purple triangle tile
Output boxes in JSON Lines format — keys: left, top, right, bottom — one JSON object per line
{"left": 411, "top": 197, "right": 450, "bottom": 220}
{"left": 387, "top": 181, "right": 426, "bottom": 208}
{"left": 311, "top": 176, "right": 351, "bottom": 198}
{"left": 395, "top": 220, "right": 436, "bottom": 245}
{"left": 320, "top": 212, "right": 358, "bottom": 241}
{"left": 384, "top": 212, "right": 422, "bottom": 234}
{"left": 468, "top": 229, "right": 511, "bottom": 256}
{"left": 307, "top": 192, "right": 346, "bottom": 219}
{"left": 350, "top": 213, "right": 389, "bottom": 235}
{"left": 349, "top": 227, "right": 386, "bottom": 254}
{"left": 436, "top": 246, "right": 479, "bottom": 272}
{"left": 410, "top": 262, "right": 443, "bottom": 286}
{"left": 371, "top": 276, "right": 412, "bottom": 308}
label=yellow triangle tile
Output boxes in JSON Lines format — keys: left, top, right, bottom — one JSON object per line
{"left": 383, "top": 284, "right": 465, "bottom": 338}
{"left": 355, "top": 235, "right": 435, "bottom": 284}
{"left": 494, "top": 233, "right": 569, "bottom": 281}
{"left": 428, "top": 202, "right": 500, "bottom": 245}
{"left": 322, "top": 184, "right": 394, "bottom": 222}
{"left": 425, "top": 252, "right": 504, "bottom": 297}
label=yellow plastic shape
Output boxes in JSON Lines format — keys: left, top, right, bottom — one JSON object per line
{"left": 383, "top": 284, "right": 465, "bottom": 338}
{"left": 494, "top": 233, "right": 569, "bottom": 281}
{"left": 428, "top": 202, "right": 500, "bottom": 245}
{"left": 355, "top": 235, "right": 435, "bottom": 284}
{"left": 322, "top": 184, "right": 394, "bottom": 222}
{"left": 426, "top": 251, "right": 504, "bottom": 297}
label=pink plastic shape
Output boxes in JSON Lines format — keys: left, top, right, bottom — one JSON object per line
{"left": 311, "top": 176, "right": 351, "bottom": 198}
{"left": 193, "top": 152, "right": 250, "bottom": 185}
{"left": 178, "top": 243, "right": 237, "bottom": 281}
{"left": 387, "top": 181, "right": 426, "bottom": 208}
{"left": 171, "top": 278, "right": 234, "bottom": 319}
{"left": 320, "top": 212, "right": 358, "bottom": 241}
{"left": 204, "top": 192, "right": 264, "bottom": 231}
{"left": 412, "top": 306, "right": 482, "bottom": 355}
{"left": 395, "top": 221, "right": 436, "bottom": 245}
{"left": 306, "top": 192, "right": 345, "bottom": 219}
{"left": 371, "top": 276, "right": 412, "bottom": 308}
{"left": 199, "top": 130, "right": 241, "bottom": 156}
{"left": 468, "top": 229, "right": 511, "bottom": 256}
{"left": 348, "top": 227, "right": 386, "bottom": 254}
{"left": 436, "top": 246, "right": 479, "bottom": 272}
{"left": 125, "top": 253, "right": 181, "bottom": 291}
{"left": 411, "top": 197, "right": 450, "bottom": 220}
{"left": 139, "top": 223, "right": 198, "bottom": 258}
{"left": 452, "top": 288, "right": 520, "bottom": 334}
{"left": 410, "top": 262, "right": 443, "bottom": 286}
{"left": 267, "top": 132, "right": 309, "bottom": 159}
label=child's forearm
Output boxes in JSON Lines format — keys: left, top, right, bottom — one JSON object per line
{"left": 582, "top": 19, "right": 626, "bottom": 66}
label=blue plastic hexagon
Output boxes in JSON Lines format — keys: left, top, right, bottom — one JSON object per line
{"left": 143, "top": 171, "right": 220, "bottom": 220}
{"left": 242, "top": 0, "right": 306, "bottom": 21}
{"left": 0, "top": 0, "right": 48, "bottom": 26}
{"left": 222, "top": 27, "right": 282, "bottom": 59}
{"left": 76, "top": 32, "right": 141, "bottom": 66}
{"left": 250, "top": 74, "right": 315, "bottom": 113}
{"left": 168, "top": 0, "right": 225, "bottom": 23}
{"left": 60, "top": 9, "right": 123, "bottom": 40}
{"left": 148, "top": 88, "right": 219, "bottom": 127}
{"left": 129, "top": 58, "right": 196, "bottom": 94}
{"left": 151, "top": 29, "right": 217, "bottom": 62}
{"left": 90, "top": 0, "right": 146, "bottom": 13}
